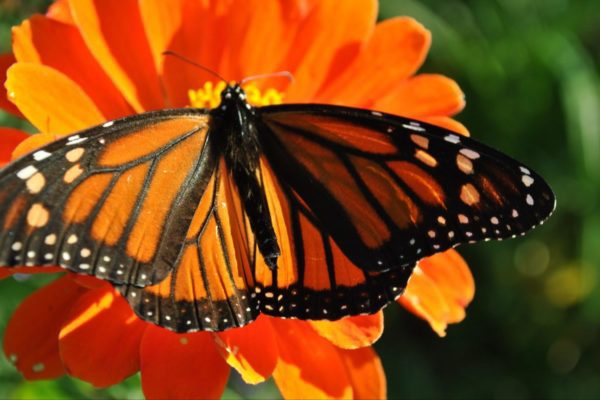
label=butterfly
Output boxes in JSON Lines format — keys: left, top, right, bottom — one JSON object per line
{"left": 0, "top": 83, "right": 555, "bottom": 332}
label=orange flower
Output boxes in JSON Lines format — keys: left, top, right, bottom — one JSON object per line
{"left": 0, "top": 0, "right": 475, "bottom": 397}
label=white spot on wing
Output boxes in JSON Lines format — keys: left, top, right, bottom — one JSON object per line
{"left": 459, "top": 148, "right": 480, "bottom": 160}
{"left": 526, "top": 194, "right": 534, "bottom": 205}
{"left": 33, "top": 150, "right": 51, "bottom": 161}
{"left": 17, "top": 165, "right": 38, "bottom": 180}
{"left": 103, "top": 121, "right": 115, "bottom": 128}
{"left": 444, "top": 134, "right": 461, "bottom": 144}
{"left": 522, "top": 175, "right": 534, "bottom": 187}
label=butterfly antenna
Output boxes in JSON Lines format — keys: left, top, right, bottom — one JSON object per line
{"left": 240, "top": 71, "right": 294, "bottom": 85}
{"left": 162, "top": 50, "right": 228, "bottom": 84}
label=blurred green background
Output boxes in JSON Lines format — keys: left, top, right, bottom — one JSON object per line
{"left": 0, "top": 0, "right": 598, "bottom": 398}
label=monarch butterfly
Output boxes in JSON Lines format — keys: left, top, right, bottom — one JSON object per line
{"left": 0, "top": 82, "right": 555, "bottom": 332}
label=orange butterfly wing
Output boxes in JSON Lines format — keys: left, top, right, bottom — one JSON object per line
{"left": 0, "top": 109, "right": 214, "bottom": 287}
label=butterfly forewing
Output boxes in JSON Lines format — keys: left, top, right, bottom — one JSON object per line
{"left": 0, "top": 109, "right": 214, "bottom": 287}
{"left": 258, "top": 104, "right": 555, "bottom": 273}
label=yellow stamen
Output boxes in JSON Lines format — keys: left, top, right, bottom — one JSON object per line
{"left": 188, "top": 82, "right": 284, "bottom": 109}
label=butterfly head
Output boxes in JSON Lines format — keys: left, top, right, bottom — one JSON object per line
{"left": 218, "top": 84, "right": 252, "bottom": 112}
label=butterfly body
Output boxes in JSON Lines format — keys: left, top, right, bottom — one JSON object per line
{"left": 211, "top": 84, "right": 281, "bottom": 269}
{"left": 0, "top": 84, "right": 555, "bottom": 332}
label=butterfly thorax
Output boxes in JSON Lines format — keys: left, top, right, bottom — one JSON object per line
{"left": 210, "top": 84, "right": 281, "bottom": 269}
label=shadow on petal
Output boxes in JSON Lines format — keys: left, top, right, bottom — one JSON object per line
{"left": 3, "top": 275, "right": 87, "bottom": 380}
{"left": 141, "top": 325, "right": 230, "bottom": 400}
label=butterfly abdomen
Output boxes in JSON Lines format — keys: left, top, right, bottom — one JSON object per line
{"left": 211, "top": 85, "right": 281, "bottom": 269}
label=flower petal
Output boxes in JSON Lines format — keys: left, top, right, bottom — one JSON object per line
{"left": 421, "top": 116, "right": 470, "bottom": 137}
{"left": 216, "top": 0, "right": 307, "bottom": 82}
{"left": 3, "top": 275, "right": 87, "bottom": 380}
{"left": 13, "top": 15, "right": 133, "bottom": 120}
{"left": 6, "top": 63, "right": 105, "bottom": 134}
{"left": 69, "top": 0, "right": 163, "bottom": 112}
{"left": 156, "top": 0, "right": 219, "bottom": 107}
{"left": 316, "top": 17, "right": 431, "bottom": 106}
{"left": 214, "top": 315, "right": 278, "bottom": 384}
{"left": 47, "top": 0, "right": 74, "bottom": 24}
{"left": 0, "top": 54, "right": 23, "bottom": 117}
{"left": 141, "top": 325, "right": 230, "bottom": 400}
{"left": 310, "top": 312, "right": 384, "bottom": 350}
{"left": 398, "top": 266, "right": 450, "bottom": 337}
{"left": 12, "top": 133, "right": 60, "bottom": 160}
{"left": 270, "top": 319, "right": 353, "bottom": 399}
{"left": 58, "top": 284, "right": 147, "bottom": 387}
{"left": 339, "top": 347, "right": 386, "bottom": 400}
{"left": 139, "top": 0, "right": 186, "bottom": 75}
{"left": 0, "top": 128, "right": 29, "bottom": 166}
{"left": 399, "top": 250, "right": 474, "bottom": 336}
{"left": 285, "top": 0, "right": 377, "bottom": 101}
{"left": 374, "top": 74, "right": 465, "bottom": 118}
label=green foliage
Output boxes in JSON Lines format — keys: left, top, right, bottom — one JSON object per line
{"left": 0, "top": 0, "right": 598, "bottom": 398}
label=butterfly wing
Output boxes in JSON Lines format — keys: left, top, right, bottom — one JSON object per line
{"left": 0, "top": 109, "right": 216, "bottom": 287}
{"left": 119, "top": 158, "right": 258, "bottom": 332}
{"left": 246, "top": 156, "right": 413, "bottom": 320}
{"left": 257, "top": 104, "right": 555, "bottom": 273}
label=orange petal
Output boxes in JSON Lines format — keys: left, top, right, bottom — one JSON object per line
{"left": 3, "top": 275, "right": 87, "bottom": 380}
{"left": 310, "top": 311, "right": 384, "bottom": 350}
{"left": 285, "top": 0, "right": 377, "bottom": 101}
{"left": 138, "top": 0, "right": 187, "bottom": 77}
{"left": 151, "top": 0, "right": 221, "bottom": 107}
{"left": 374, "top": 74, "right": 465, "bottom": 118}
{"left": 214, "top": 315, "right": 278, "bottom": 384}
{"left": 421, "top": 116, "right": 470, "bottom": 137}
{"left": 399, "top": 250, "right": 475, "bottom": 337}
{"left": 216, "top": 0, "right": 306, "bottom": 83}
{"left": 58, "top": 285, "right": 147, "bottom": 387}
{"left": 70, "top": 0, "right": 163, "bottom": 112}
{"left": 13, "top": 15, "right": 133, "bottom": 120}
{"left": 0, "top": 128, "right": 29, "bottom": 166}
{"left": 6, "top": 63, "right": 105, "bottom": 134}
{"left": 0, "top": 270, "right": 12, "bottom": 279}
{"left": 140, "top": 325, "right": 230, "bottom": 400}
{"left": 419, "top": 250, "right": 475, "bottom": 322}
{"left": 47, "top": 0, "right": 74, "bottom": 24}
{"left": 12, "top": 133, "right": 60, "bottom": 160}
{"left": 339, "top": 347, "right": 386, "bottom": 400}
{"left": 316, "top": 17, "right": 431, "bottom": 106}
{"left": 270, "top": 318, "right": 353, "bottom": 399}
{"left": 0, "top": 54, "right": 23, "bottom": 117}
{"left": 398, "top": 265, "right": 450, "bottom": 337}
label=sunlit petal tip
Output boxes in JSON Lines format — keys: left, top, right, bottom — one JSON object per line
{"left": 399, "top": 250, "right": 475, "bottom": 337}
{"left": 310, "top": 311, "right": 384, "bottom": 350}
{"left": 214, "top": 315, "right": 278, "bottom": 384}
{"left": 6, "top": 63, "right": 105, "bottom": 134}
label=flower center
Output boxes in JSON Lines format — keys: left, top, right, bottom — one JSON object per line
{"left": 188, "top": 81, "right": 284, "bottom": 108}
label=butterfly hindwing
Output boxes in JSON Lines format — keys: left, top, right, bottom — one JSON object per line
{"left": 0, "top": 109, "right": 215, "bottom": 287}
{"left": 258, "top": 104, "right": 555, "bottom": 273}
{"left": 120, "top": 158, "right": 258, "bottom": 332}
{"left": 229, "top": 156, "right": 413, "bottom": 321}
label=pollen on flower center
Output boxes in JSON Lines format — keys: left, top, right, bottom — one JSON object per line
{"left": 188, "top": 81, "right": 284, "bottom": 109}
